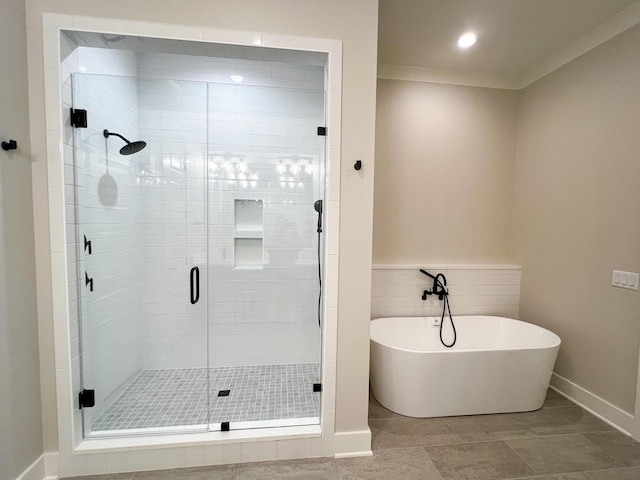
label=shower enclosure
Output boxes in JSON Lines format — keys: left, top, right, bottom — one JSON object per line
{"left": 69, "top": 64, "right": 326, "bottom": 436}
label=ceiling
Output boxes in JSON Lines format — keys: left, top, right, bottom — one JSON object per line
{"left": 378, "top": 0, "right": 640, "bottom": 88}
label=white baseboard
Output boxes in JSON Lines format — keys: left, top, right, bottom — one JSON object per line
{"left": 14, "top": 452, "right": 58, "bottom": 480}
{"left": 550, "top": 372, "right": 634, "bottom": 436}
{"left": 44, "top": 452, "right": 58, "bottom": 480}
{"left": 15, "top": 455, "right": 46, "bottom": 480}
{"left": 333, "top": 429, "right": 372, "bottom": 458}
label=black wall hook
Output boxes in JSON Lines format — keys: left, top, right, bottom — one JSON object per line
{"left": 354, "top": 160, "right": 362, "bottom": 170}
{"left": 1, "top": 140, "right": 17, "bottom": 151}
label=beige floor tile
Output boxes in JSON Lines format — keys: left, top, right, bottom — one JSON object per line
{"left": 64, "top": 475, "right": 134, "bottom": 480}
{"left": 132, "top": 466, "right": 238, "bottom": 480}
{"left": 584, "top": 466, "right": 640, "bottom": 479}
{"left": 337, "top": 447, "right": 442, "bottom": 480}
{"left": 513, "top": 475, "right": 587, "bottom": 480}
{"left": 370, "top": 417, "right": 459, "bottom": 449}
{"left": 516, "top": 407, "right": 614, "bottom": 435}
{"left": 236, "top": 457, "right": 338, "bottom": 480}
{"left": 583, "top": 431, "right": 640, "bottom": 466}
{"left": 368, "top": 395, "right": 402, "bottom": 420}
{"left": 507, "top": 434, "right": 622, "bottom": 475}
{"left": 425, "top": 441, "right": 535, "bottom": 480}
{"left": 445, "top": 414, "right": 536, "bottom": 442}
{"left": 542, "top": 390, "right": 575, "bottom": 409}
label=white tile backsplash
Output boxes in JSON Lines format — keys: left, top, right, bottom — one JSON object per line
{"left": 371, "top": 265, "right": 521, "bottom": 319}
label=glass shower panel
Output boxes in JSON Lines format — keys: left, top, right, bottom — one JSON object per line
{"left": 72, "top": 74, "right": 209, "bottom": 436}
{"left": 206, "top": 83, "right": 326, "bottom": 430}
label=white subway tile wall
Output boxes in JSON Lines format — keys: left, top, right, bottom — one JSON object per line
{"left": 135, "top": 75, "right": 209, "bottom": 370}
{"left": 137, "top": 52, "right": 325, "bottom": 90}
{"left": 65, "top": 55, "right": 144, "bottom": 425}
{"left": 371, "top": 266, "right": 522, "bottom": 319}
{"left": 65, "top": 44, "right": 326, "bottom": 408}
{"left": 134, "top": 52, "right": 325, "bottom": 368}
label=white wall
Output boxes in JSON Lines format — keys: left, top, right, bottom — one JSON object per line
{"left": 513, "top": 24, "right": 640, "bottom": 414}
{"left": 0, "top": 1, "right": 43, "bottom": 479}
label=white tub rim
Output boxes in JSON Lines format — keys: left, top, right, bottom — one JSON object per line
{"left": 370, "top": 315, "right": 561, "bottom": 355}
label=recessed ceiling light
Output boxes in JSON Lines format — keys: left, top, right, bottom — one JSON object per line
{"left": 230, "top": 75, "right": 243, "bottom": 83}
{"left": 457, "top": 32, "right": 477, "bottom": 49}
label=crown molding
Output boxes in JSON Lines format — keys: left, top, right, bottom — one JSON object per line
{"left": 518, "top": 0, "right": 640, "bottom": 88}
{"left": 379, "top": 0, "right": 640, "bottom": 91}
{"left": 377, "top": 63, "right": 520, "bottom": 90}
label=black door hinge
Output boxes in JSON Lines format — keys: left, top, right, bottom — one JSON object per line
{"left": 313, "top": 383, "right": 322, "bottom": 392}
{"left": 317, "top": 126, "right": 326, "bottom": 136}
{"left": 221, "top": 421, "right": 230, "bottom": 431}
{"left": 79, "top": 389, "right": 95, "bottom": 409}
{"left": 70, "top": 108, "right": 88, "bottom": 128}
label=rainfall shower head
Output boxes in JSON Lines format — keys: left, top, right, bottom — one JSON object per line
{"left": 103, "top": 129, "right": 147, "bottom": 155}
{"left": 119, "top": 140, "right": 147, "bottom": 155}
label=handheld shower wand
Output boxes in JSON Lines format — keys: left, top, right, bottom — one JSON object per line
{"left": 314, "top": 199, "right": 323, "bottom": 233}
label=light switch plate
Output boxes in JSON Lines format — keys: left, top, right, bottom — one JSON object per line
{"left": 612, "top": 270, "right": 639, "bottom": 291}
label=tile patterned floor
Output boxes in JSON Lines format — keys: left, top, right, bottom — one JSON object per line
{"left": 91, "top": 364, "right": 321, "bottom": 432}
{"left": 70, "top": 389, "right": 640, "bottom": 480}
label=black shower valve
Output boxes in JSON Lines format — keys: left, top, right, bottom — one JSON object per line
{"left": 421, "top": 289, "right": 432, "bottom": 301}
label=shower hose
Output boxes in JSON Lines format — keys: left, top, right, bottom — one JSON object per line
{"left": 317, "top": 229, "right": 321, "bottom": 328}
{"left": 438, "top": 284, "right": 457, "bottom": 348}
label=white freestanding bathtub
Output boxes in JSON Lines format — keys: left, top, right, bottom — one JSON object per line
{"left": 370, "top": 316, "right": 561, "bottom": 418}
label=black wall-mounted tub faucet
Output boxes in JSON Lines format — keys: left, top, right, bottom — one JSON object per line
{"left": 420, "top": 269, "right": 448, "bottom": 301}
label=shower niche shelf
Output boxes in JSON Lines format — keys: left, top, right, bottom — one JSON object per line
{"left": 233, "top": 230, "right": 262, "bottom": 239}
{"left": 234, "top": 199, "right": 264, "bottom": 269}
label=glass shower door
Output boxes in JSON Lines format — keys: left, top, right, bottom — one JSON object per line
{"left": 206, "top": 82, "right": 326, "bottom": 431}
{"left": 72, "top": 74, "right": 209, "bottom": 436}
{"left": 70, "top": 73, "right": 326, "bottom": 437}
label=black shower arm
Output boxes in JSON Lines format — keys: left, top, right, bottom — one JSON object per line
{"left": 420, "top": 269, "right": 448, "bottom": 295}
{"left": 419, "top": 269, "right": 436, "bottom": 281}
{"left": 103, "top": 129, "right": 132, "bottom": 144}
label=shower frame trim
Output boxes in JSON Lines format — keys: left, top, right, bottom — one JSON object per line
{"left": 38, "top": 12, "right": 343, "bottom": 477}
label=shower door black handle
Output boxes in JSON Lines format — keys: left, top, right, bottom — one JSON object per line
{"left": 190, "top": 266, "right": 200, "bottom": 304}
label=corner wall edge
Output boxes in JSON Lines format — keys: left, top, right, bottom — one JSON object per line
{"left": 333, "top": 429, "right": 372, "bottom": 458}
